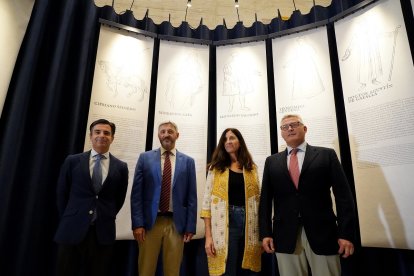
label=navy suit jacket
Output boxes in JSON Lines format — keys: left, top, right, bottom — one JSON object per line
{"left": 259, "top": 144, "right": 356, "bottom": 255}
{"left": 130, "top": 148, "right": 197, "bottom": 234}
{"left": 54, "top": 151, "right": 128, "bottom": 245}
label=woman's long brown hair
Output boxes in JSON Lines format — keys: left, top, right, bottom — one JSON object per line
{"left": 207, "top": 128, "right": 255, "bottom": 172}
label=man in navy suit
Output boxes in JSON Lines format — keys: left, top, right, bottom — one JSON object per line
{"left": 131, "top": 121, "right": 197, "bottom": 276}
{"left": 259, "top": 114, "right": 356, "bottom": 276}
{"left": 55, "top": 119, "right": 128, "bottom": 276}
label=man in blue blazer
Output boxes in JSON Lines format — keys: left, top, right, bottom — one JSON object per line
{"left": 131, "top": 121, "right": 197, "bottom": 276}
{"left": 55, "top": 119, "right": 128, "bottom": 276}
{"left": 259, "top": 114, "right": 356, "bottom": 276}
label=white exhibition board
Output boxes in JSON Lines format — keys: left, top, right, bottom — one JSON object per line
{"left": 0, "top": 0, "right": 34, "bottom": 118}
{"left": 216, "top": 41, "right": 271, "bottom": 181}
{"left": 84, "top": 25, "right": 154, "bottom": 239}
{"left": 272, "top": 26, "right": 340, "bottom": 155}
{"left": 336, "top": 0, "right": 414, "bottom": 249}
{"left": 152, "top": 40, "right": 210, "bottom": 239}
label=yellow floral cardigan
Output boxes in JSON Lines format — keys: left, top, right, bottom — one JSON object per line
{"left": 200, "top": 167, "right": 262, "bottom": 275}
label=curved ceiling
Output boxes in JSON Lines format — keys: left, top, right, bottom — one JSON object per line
{"left": 94, "top": 0, "right": 332, "bottom": 29}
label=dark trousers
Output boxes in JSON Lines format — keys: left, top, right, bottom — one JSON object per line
{"left": 223, "top": 206, "right": 258, "bottom": 276}
{"left": 56, "top": 226, "right": 113, "bottom": 276}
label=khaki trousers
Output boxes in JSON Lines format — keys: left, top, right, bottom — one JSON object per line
{"left": 138, "top": 216, "right": 184, "bottom": 276}
{"left": 276, "top": 226, "right": 340, "bottom": 276}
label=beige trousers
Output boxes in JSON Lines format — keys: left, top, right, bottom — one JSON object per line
{"left": 138, "top": 216, "right": 184, "bottom": 276}
{"left": 276, "top": 226, "right": 341, "bottom": 276}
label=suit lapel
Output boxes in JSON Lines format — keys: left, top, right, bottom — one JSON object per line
{"left": 81, "top": 151, "right": 91, "bottom": 180}
{"left": 280, "top": 149, "right": 290, "bottom": 178}
{"left": 80, "top": 151, "right": 93, "bottom": 191}
{"left": 154, "top": 149, "right": 162, "bottom": 184}
{"left": 172, "top": 150, "right": 182, "bottom": 189}
{"left": 301, "top": 144, "right": 318, "bottom": 175}
{"left": 104, "top": 153, "right": 116, "bottom": 186}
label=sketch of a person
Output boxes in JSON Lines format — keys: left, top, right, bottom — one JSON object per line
{"left": 164, "top": 52, "right": 204, "bottom": 109}
{"left": 222, "top": 53, "right": 260, "bottom": 112}
{"left": 341, "top": 18, "right": 400, "bottom": 91}
{"left": 283, "top": 37, "right": 325, "bottom": 100}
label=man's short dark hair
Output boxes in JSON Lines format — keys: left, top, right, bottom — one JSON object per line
{"left": 89, "top": 119, "right": 116, "bottom": 135}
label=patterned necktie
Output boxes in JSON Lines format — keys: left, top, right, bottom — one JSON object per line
{"left": 159, "top": 151, "right": 171, "bottom": 212}
{"left": 92, "top": 154, "right": 103, "bottom": 194}
{"left": 289, "top": 148, "right": 300, "bottom": 189}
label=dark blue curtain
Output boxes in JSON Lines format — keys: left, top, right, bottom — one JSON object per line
{"left": 1, "top": 0, "right": 414, "bottom": 275}
{"left": 0, "top": 0, "right": 100, "bottom": 275}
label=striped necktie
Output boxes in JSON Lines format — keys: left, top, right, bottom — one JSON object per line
{"left": 159, "top": 151, "right": 171, "bottom": 212}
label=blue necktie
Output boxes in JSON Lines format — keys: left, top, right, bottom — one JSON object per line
{"left": 92, "top": 154, "right": 103, "bottom": 194}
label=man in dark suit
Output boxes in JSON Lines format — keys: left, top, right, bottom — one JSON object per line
{"left": 55, "top": 119, "right": 128, "bottom": 276}
{"left": 131, "top": 121, "right": 197, "bottom": 276}
{"left": 259, "top": 114, "right": 356, "bottom": 276}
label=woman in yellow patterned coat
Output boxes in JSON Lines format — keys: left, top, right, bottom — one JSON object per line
{"left": 201, "top": 128, "right": 261, "bottom": 276}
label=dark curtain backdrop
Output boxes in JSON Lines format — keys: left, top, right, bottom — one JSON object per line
{"left": 1, "top": 0, "right": 414, "bottom": 275}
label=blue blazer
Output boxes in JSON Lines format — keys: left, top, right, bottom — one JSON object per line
{"left": 130, "top": 148, "right": 197, "bottom": 234}
{"left": 54, "top": 151, "right": 128, "bottom": 245}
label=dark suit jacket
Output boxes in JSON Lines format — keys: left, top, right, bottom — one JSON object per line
{"left": 130, "top": 148, "right": 197, "bottom": 234}
{"left": 54, "top": 151, "right": 128, "bottom": 245}
{"left": 259, "top": 144, "right": 356, "bottom": 255}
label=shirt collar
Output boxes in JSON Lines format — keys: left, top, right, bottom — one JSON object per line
{"left": 91, "top": 149, "right": 109, "bottom": 159}
{"left": 161, "top": 147, "right": 176, "bottom": 156}
{"left": 287, "top": 141, "right": 307, "bottom": 155}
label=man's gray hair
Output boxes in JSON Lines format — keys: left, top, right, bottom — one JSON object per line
{"left": 158, "top": 121, "right": 178, "bottom": 132}
{"left": 280, "top": 114, "right": 304, "bottom": 124}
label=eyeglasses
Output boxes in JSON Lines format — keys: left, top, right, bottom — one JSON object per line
{"left": 280, "top": 121, "right": 302, "bottom": 131}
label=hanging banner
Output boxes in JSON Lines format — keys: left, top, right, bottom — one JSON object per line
{"left": 0, "top": 0, "right": 34, "bottom": 118}
{"left": 216, "top": 41, "right": 271, "bottom": 181}
{"left": 272, "top": 27, "right": 340, "bottom": 155}
{"left": 336, "top": 0, "right": 414, "bottom": 249}
{"left": 152, "top": 40, "right": 210, "bottom": 239}
{"left": 84, "top": 25, "right": 154, "bottom": 239}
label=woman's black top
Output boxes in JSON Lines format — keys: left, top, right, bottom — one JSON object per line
{"left": 228, "top": 169, "right": 245, "bottom": 206}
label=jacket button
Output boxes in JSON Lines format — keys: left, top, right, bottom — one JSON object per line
{"left": 96, "top": 195, "right": 99, "bottom": 199}
{"left": 89, "top": 210, "right": 94, "bottom": 215}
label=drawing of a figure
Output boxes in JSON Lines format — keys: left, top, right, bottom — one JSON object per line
{"left": 222, "top": 53, "right": 261, "bottom": 112}
{"left": 164, "top": 51, "right": 204, "bottom": 109}
{"left": 341, "top": 18, "right": 400, "bottom": 91}
{"left": 283, "top": 37, "right": 325, "bottom": 100}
